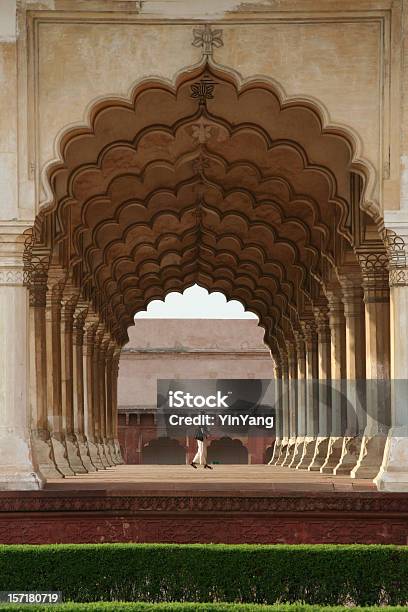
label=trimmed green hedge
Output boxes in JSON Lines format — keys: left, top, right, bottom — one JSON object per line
{"left": 0, "top": 544, "right": 408, "bottom": 606}
{"left": 0, "top": 607, "right": 408, "bottom": 612}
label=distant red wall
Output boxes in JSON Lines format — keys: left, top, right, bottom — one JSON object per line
{"left": 118, "top": 413, "right": 273, "bottom": 465}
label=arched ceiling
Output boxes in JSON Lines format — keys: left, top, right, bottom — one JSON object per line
{"left": 30, "top": 62, "right": 378, "bottom": 347}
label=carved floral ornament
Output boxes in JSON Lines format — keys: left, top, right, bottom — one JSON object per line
{"left": 192, "top": 24, "right": 224, "bottom": 58}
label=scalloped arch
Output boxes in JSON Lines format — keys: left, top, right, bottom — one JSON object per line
{"left": 28, "top": 58, "right": 383, "bottom": 347}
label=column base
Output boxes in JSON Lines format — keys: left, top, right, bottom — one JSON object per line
{"left": 102, "top": 439, "right": 115, "bottom": 466}
{"left": 333, "top": 436, "right": 362, "bottom": 476}
{"left": 32, "top": 429, "right": 64, "bottom": 480}
{"left": 268, "top": 438, "right": 281, "bottom": 465}
{"left": 0, "top": 427, "right": 44, "bottom": 490}
{"left": 351, "top": 434, "right": 386, "bottom": 480}
{"left": 51, "top": 433, "right": 75, "bottom": 477}
{"left": 76, "top": 434, "right": 97, "bottom": 472}
{"left": 296, "top": 437, "right": 317, "bottom": 469}
{"left": 107, "top": 439, "right": 120, "bottom": 465}
{"left": 375, "top": 430, "right": 408, "bottom": 491}
{"left": 97, "top": 441, "right": 110, "bottom": 468}
{"left": 65, "top": 433, "right": 87, "bottom": 474}
{"left": 320, "top": 437, "right": 344, "bottom": 474}
{"left": 0, "top": 471, "right": 42, "bottom": 490}
{"left": 113, "top": 439, "right": 124, "bottom": 464}
{"left": 281, "top": 437, "right": 296, "bottom": 466}
{"left": 308, "top": 436, "right": 330, "bottom": 471}
{"left": 87, "top": 439, "right": 105, "bottom": 469}
{"left": 288, "top": 437, "right": 305, "bottom": 467}
{"left": 274, "top": 438, "right": 289, "bottom": 465}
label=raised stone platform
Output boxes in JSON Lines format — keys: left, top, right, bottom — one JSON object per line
{"left": 0, "top": 466, "right": 407, "bottom": 545}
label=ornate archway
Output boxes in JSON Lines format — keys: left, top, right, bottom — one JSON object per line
{"left": 22, "top": 35, "right": 389, "bottom": 483}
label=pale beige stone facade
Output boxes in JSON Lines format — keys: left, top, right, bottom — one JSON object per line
{"left": 119, "top": 318, "right": 272, "bottom": 411}
{"left": 0, "top": 0, "right": 407, "bottom": 489}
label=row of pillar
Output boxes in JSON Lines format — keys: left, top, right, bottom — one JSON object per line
{"left": 29, "top": 266, "right": 123, "bottom": 481}
{"left": 270, "top": 260, "right": 390, "bottom": 480}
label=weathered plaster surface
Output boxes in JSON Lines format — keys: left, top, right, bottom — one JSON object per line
{"left": 37, "top": 23, "right": 197, "bottom": 171}
{"left": 218, "top": 21, "right": 381, "bottom": 165}
{"left": 0, "top": 0, "right": 16, "bottom": 42}
{"left": 0, "top": 42, "right": 17, "bottom": 219}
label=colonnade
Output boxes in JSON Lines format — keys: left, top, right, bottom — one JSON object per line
{"left": 2, "top": 220, "right": 408, "bottom": 490}
{"left": 27, "top": 260, "right": 123, "bottom": 481}
{"left": 269, "top": 257, "right": 391, "bottom": 480}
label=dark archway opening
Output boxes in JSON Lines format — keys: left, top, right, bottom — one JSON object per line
{"left": 207, "top": 437, "right": 249, "bottom": 464}
{"left": 141, "top": 437, "right": 186, "bottom": 465}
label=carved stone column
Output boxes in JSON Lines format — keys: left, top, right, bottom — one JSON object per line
{"left": 99, "top": 334, "right": 114, "bottom": 466}
{"left": 297, "top": 320, "right": 319, "bottom": 469}
{"left": 275, "top": 353, "right": 290, "bottom": 465}
{"left": 0, "top": 237, "right": 42, "bottom": 489}
{"left": 375, "top": 224, "right": 408, "bottom": 490}
{"left": 72, "top": 304, "right": 96, "bottom": 472}
{"left": 321, "top": 291, "right": 347, "bottom": 473}
{"left": 83, "top": 314, "right": 104, "bottom": 470}
{"left": 282, "top": 342, "right": 297, "bottom": 466}
{"left": 111, "top": 346, "right": 123, "bottom": 463}
{"left": 334, "top": 275, "right": 366, "bottom": 475}
{"left": 289, "top": 332, "right": 306, "bottom": 467}
{"left": 268, "top": 359, "right": 283, "bottom": 465}
{"left": 351, "top": 252, "right": 390, "bottom": 479}
{"left": 105, "top": 342, "right": 120, "bottom": 464}
{"left": 309, "top": 306, "right": 331, "bottom": 471}
{"left": 93, "top": 325, "right": 109, "bottom": 468}
{"left": 46, "top": 268, "right": 74, "bottom": 477}
{"left": 60, "top": 289, "right": 87, "bottom": 474}
{"left": 28, "top": 261, "right": 62, "bottom": 481}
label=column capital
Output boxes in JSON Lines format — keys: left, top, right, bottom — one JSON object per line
{"left": 28, "top": 263, "right": 48, "bottom": 307}
{"left": 325, "top": 285, "right": 344, "bottom": 312}
{"left": 61, "top": 287, "right": 80, "bottom": 325}
{"left": 46, "top": 266, "right": 67, "bottom": 308}
{"left": 300, "top": 318, "right": 317, "bottom": 350}
{"left": 314, "top": 306, "right": 331, "bottom": 342}
{"left": 357, "top": 251, "right": 389, "bottom": 302}
{"left": 83, "top": 313, "right": 100, "bottom": 350}
{"left": 279, "top": 349, "right": 289, "bottom": 376}
{"left": 338, "top": 272, "right": 364, "bottom": 316}
{"left": 106, "top": 341, "right": 116, "bottom": 362}
{"left": 293, "top": 330, "right": 306, "bottom": 356}
{"left": 73, "top": 303, "right": 89, "bottom": 346}
{"left": 383, "top": 225, "right": 408, "bottom": 287}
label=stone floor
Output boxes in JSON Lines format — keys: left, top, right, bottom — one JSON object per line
{"left": 45, "top": 464, "right": 376, "bottom": 493}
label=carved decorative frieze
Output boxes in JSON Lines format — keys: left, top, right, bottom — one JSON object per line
{"left": 0, "top": 491, "right": 408, "bottom": 521}
{"left": 0, "top": 268, "right": 25, "bottom": 286}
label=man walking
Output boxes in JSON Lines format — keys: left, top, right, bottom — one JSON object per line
{"left": 191, "top": 422, "right": 212, "bottom": 469}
